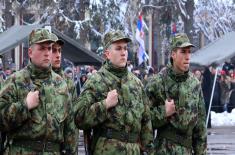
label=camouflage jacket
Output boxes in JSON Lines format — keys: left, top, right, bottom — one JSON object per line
{"left": 53, "top": 67, "right": 77, "bottom": 102}
{"left": 145, "top": 63, "right": 207, "bottom": 155}
{"left": 75, "top": 61, "right": 153, "bottom": 153}
{"left": 0, "top": 63, "right": 77, "bottom": 154}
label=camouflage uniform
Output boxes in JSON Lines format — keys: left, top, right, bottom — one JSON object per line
{"left": 75, "top": 30, "right": 154, "bottom": 155}
{"left": 51, "top": 33, "right": 79, "bottom": 154}
{"left": 0, "top": 72, "right": 5, "bottom": 154}
{"left": 145, "top": 34, "right": 207, "bottom": 155}
{"left": 53, "top": 68, "right": 77, "bottom": 104}
{"left": 50, "top": 33, "right": 77, "bottom": 103}
{"left": 0, "top": 29, "right": 77, "bottom": 155}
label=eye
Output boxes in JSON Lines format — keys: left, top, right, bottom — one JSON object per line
{"left": 116, "top": 47, "right": 122, "bottom": 50}
{"left": 48, "top": 46, "right": 52, "bottom": 51}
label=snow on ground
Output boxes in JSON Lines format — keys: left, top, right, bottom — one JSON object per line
{"left": 211, "top": 109, "right": 235, "bottom": 126}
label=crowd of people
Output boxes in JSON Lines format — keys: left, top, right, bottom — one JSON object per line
{"left": 193, "top": 61, "right": 235, "bottom": 113}
{"left": 191, "top": 61, "right": 235, "bottom": 128}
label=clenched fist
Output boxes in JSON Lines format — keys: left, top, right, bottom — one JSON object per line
{"left": 26, "top": 90, "right": 40, "bottom": 110}
{"left": 165, "top": 99, "right": 176, "bottom": 117}
{"left": 105, "top": 89, "right": 118, "bottom": 109}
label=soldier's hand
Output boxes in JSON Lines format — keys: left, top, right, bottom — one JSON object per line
{"left": 165, "top": 99, "right": 176, "bottom": 117}
{"left": 26, "top": 91, "right": 40, "bottom": 110}
{"left": 105, "top": 89, "right": 118, "bottom": 109}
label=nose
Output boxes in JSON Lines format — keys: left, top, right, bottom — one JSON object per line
{"left": 45, "top": 50, "right": 50, "bottom": 56}
{"left": 185, "top": 52, "right": 191, "bottom": 60}
{"left": 55, "top": 52, "right": 61, "bottom": 58}
{"left": 44, "top": 48, "right": 52, "bottom": 57}
{"left": 121, "top": 48, "right": 127, "bottom": 55}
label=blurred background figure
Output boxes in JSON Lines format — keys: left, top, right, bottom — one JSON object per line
{"left": 194, "top": 69, "right": 202, "bottom": 82}
{"left": 64, "top": 67, "right": 74, "bottom": 80}
{"left": 219, "top": 72, "right": 231, "bottom": 112}
{"left": 76, "top": 73, "right": 88, "bottom": 95}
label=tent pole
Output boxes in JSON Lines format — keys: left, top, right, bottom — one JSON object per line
{"left": 206, "top": 67, "right": 219, "bottom": 127}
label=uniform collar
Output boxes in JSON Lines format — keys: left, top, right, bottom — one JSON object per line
{"left": 103, "top": 60, "right": 128, "bottom": 78}
{"left": 27, "top": 61, "right": 52, "bottom": 80}
{"left": 166, "top": 62, "right": 189, "bottom": 82}
{"left": 52, "top": 67, "right": 63, "bottom": 77}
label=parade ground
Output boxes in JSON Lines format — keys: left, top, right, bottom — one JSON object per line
{"left": 208, "top": 126, "right": 235, "bottom": 154}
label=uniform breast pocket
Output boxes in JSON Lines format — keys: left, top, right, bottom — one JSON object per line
{"left": 182, "top": 100, "right": 199, "bottom": 127}
{"left": 30, "top": 110, "right": 43, "bottom": 124}
{"left": 50, "top": 88, "right": 69, "bottom": 123}
{"left": 15, "top": 84, "right": 30, "bottom": 102}
{"left": 96, "top": 91, "right": 108, "bottom": 102}
{"left": 130, "top": 90, "right": 144, "bottom": 121}
{"left": 189, "top": 102, "right": 199, "bottom": 125}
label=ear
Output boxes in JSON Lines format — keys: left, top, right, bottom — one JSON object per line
{"left": 104, "top": 49, "right": 110, "bottom": 59}
{"left": 171, "top": 51, "right": 176, "bottom": 60}
{"left": 28, "top": 47, "right": 33, "bottom": 59}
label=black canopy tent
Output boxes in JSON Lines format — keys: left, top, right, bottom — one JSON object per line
{"left": 52, "top": 28, "right": 103, "bottom": 66}
{"left": 0, "top": 24, "right": 103, "bottom": 66}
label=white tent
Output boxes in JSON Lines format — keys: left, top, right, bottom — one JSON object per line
{"left": 190, "top": 31, "right": 235, "bottom": 66}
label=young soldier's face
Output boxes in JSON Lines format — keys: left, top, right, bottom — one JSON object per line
{"left": 105, "top": 40, "right": 128, "bottom": 68}
{"left": 28, "top": 42, "right": 52, "bottom": 69}
{"left": 51, "top": 43, "right": 62, "bottom": 68}
{"left": 171, "top": 47, "right": 191, "bottom": 73}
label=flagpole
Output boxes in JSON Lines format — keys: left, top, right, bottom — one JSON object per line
{"left": 206, "top": 67, "right": 219, "bottom": 127}
{"left": 139, "top": 5, "right": 166, "bottom": 67}
{"left": 148, "top": 12, "right": 153, "bottom": 67}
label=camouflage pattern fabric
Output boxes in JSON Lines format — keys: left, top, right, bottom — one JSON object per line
{"left": 145, "top": 63, "right": 207, "bottom": 155}
{"left": 170, "top": 33, "right": 195, "bottom": 50}
{"left": 0, "top": 62, "right": 77, "bottom": 155}
{"left": 4, "top": 145, "right": 59, "bottom": 155}
{"left": 53, "top": 67, "right": 77, "bottom": 103}
{"left": 29, "top": 29, "right": 53, "bottom": 46}
{"left": 50, "top": 33, "right": 64, "bottom": 45}
{"left": 103, "top": 30, "right": 131, "bottom": 49}
{"left": 0, "top": 69, "right": 5, "bottom": 154}
{"left": 75, "top": 61, "right": 154, "bottom": 155}
{"left": 53, "top": 67, "right": 79, "bottom": 154}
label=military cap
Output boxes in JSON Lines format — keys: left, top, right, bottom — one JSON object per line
{"left": 29, "top": 28, "right": 54, "bottom": 46}
{"left": 51, "top": 33, "right": 64, "bottom": 46}
{"left": 171, "top": 33, "right": 195, "bottom": 50}
{"left": 103, "top": 30, "right": 131, "bottom": 49}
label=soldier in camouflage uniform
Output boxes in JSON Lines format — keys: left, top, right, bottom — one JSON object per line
{"left": 0, "top": 57, "right": 5, "bottom": 154}
{"left": 0, "top": 29, "right": 77, "bottom": 155}
{"left": 50, "top": 33, "right": 77, "bottom": 104}
{"left": 75, "top": 30, "right": 154, "bottom": 155}
{"left": 50, "top": 33, "right": 79, "bottom": 153}
{"left": 145, "top": 33, "right": 207, "bottom": 155}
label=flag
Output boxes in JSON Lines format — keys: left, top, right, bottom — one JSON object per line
{"left": 172, "top": 23, "right": 177, "bottom": 35}
{"left": 135, "top": 14, "right": 149, "bottom": 65}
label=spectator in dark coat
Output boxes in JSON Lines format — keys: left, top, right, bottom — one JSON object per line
{"left": 76, "top": 74, "right": 88, "bottom": 96}
{"left": 202, "top": 64, "right": 221, "bottom": 128}
{"left": 202, "top": 67, "right": 212, "bottom": 128}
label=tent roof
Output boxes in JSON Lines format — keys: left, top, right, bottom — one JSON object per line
{"left": 0, "top": 24, "right": 43, "bottom": 54}
{"left": 0, "top": 24, "right": 103, "bottom": 66}
{"left": 52, "top": 28, "right": 103, "bottom": 65}
{"left": 190, "top": 31, "right": 235, "bottom": 66}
